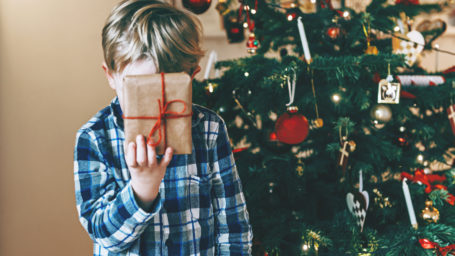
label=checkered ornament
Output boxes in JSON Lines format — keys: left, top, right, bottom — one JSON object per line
{"left": 346, "top": 191, "right": 369, "bottom": 232}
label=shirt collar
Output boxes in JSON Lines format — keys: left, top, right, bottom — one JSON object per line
{"left": 109, "top": 96, "right": 204, "bottom": 130}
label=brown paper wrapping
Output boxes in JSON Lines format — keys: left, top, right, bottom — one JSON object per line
{"left": 123, "top": 72, "right": 192, "bottom": 155}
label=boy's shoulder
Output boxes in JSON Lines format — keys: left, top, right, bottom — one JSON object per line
{"left": 77, "top": 99, "right": 119, "bottom": 136}
{"left": 192, "top": 103, "right": 225, "bottom": 125}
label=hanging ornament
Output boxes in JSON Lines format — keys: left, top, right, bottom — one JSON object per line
{"left": 421, "top": 200, "right": 440, "bottom": 223}
{"left": 182, "top": 0, "right": 212, "bottom": 14}
{"left": 275, "top": 70, "right": 309, "bottom": 144}
{"left": 346, "top": 171, "right": 369, "bottom": 232}
{"left": 370, "top": 104, "right": 392, "bottom": 123}
{"left": 394, "top": 30, "right": 425, "bottom": 66}
{"left": 378, "top": 63, "right": 401, "bottom": 104}
{"left": 363, "top": 21, "right": 378, "bottom": 55}
{"left": 246, "top": 33, "right": 259, "bottom": 54}
{"left": 416, "top": 19, "right": 447, "bottom": 46}
{"left": 338, "top": 126, "right": 356, "bottom": 174}
{"left": 238, "top": 1, "right": 258, "bottom": 54}
{"left": 276, "top": 107, "right": 309, "bottom": 145}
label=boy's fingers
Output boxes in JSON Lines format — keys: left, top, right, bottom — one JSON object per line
{"left": 136, "top": 135, "right": 147, "bottom": 166}
{"left": 126, "top": 142, "right": 137, "bottom": 167}
{"left": 160, "top": 147, "right": 173, "bottom": 167}
{"left": 147, "top": 143, "right": 157, "bottom": 167}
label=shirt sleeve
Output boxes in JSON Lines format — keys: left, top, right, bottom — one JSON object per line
{"left": 74, "top": 129, "right": 162, "bottom": 253}
{"left": 210, "top": 120, "right": 253, "bottom": 255}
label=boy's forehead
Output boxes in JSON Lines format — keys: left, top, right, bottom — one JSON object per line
{"left": 122, "top": 59, "right": 157, "bottom": 76}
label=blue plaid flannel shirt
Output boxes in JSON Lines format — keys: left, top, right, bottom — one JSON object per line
{"left": 74, "top": 97, "right": 253, "bottom": 255}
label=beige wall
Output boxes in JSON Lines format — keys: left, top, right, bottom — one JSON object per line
{"left": 0, "top": 0, "right": 454, "bottom": 255}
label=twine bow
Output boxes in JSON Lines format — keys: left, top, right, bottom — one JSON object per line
{"left": 419, "top": 238, "right": 455, "bottom": 256}
{"left": 401, "top": 169, "right": 455, "bottom": 205}
{"left": 123, "top": 72, "right": 192, "bottom": 148}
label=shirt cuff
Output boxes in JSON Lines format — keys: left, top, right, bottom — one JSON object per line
{"left": 121, "top": 182, "right": 162, "bottom": 223}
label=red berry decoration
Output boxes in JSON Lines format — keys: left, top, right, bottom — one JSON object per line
{"left": 182, "top": 0, "right": 212, "bottom": 14}
{"left": 275, "top": 107, "right": 309, "bottom": 145}
{"left": 327, "top": 27, "right": 340, "bottom": 39}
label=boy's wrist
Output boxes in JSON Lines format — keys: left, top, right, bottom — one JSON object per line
{"left": 130, "top": 181, "right": 160, "bottom": 212}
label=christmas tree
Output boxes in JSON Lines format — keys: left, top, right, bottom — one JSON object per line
{"left": 193, "top": 0, "right": 455, "bottom": 254}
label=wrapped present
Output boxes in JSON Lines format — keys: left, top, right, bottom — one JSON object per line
{"left": 123, "top": 72, "right": 192, "bottom": 155}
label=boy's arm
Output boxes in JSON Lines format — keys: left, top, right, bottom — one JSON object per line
{"left": 211, "top": 120, "right": 253, "bottom": 255}
{"left": 74, "top": 129, "right": 161, "bottom": 253}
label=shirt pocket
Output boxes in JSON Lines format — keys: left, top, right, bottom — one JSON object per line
{"left": 187, "top": 174, "right": 211, "bottom": 221}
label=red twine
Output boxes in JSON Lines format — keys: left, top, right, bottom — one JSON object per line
{"left": 123, "top": 73, "right": 192, "bottom": 148}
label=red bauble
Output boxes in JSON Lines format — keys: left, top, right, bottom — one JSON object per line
{"left": 182, "top": 0, "right": 212, "bottom": 14}
{"left": 275, "top": 107, "right": 309, "bottom": 145}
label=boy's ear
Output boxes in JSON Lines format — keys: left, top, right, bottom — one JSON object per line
{"left": 102, "top": 62, "right": 116, "bottom": 90}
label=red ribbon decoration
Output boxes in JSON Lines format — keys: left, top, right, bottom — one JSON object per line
{"left": 123, "top": 72, "right": 192, "bottom": 148}
{"left": 419, "top": 239, "right": 455, "bottom": 256}
{"left": 401, "top": 169, "right": 455, "bottom": 205}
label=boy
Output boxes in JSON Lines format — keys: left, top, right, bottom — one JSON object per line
{"left": 73, "top": 0, "right": 253, "bottom": 255}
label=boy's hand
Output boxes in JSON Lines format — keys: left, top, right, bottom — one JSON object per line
{"left": 125, "top": 135, "right": 173, "bottom": 211}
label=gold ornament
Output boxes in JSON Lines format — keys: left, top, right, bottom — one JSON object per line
{"left": 421, "top": 200, "right": 439, "bottom": 223}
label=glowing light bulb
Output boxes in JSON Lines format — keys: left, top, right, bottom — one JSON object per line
{"left": 287, "top": 14, "right": 294, "bottom": 21}
{"left": 417, "top": 154, "right": 424, "bottom": 163}
{"left": 243, "top": 22, "right": 248, "bottom": 28}
{"left": 343, "top": 11, "right": 350, "bottom": 18}
{"left": 302, "top": 244, "right": 309, "bottom": 251}
{"left": 244, "top": 72, "right": 249, "bottom": 77}
{"left": 251, "top": 9, "right": 256, "bottom": 14}
{"left": 394, "top": 26, "right": 400, "bottom": 32}
{"left": 399, "top": 126, "right": 406, "bottom": 132}
{"left": 208, "top": 83, "right": 214, "bottom": 93}
{"left": 332, "top": 93, "right": 341, "bottom": 103}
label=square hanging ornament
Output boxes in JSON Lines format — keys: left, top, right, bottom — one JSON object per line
{"left": 377, "top": 64, "right": 401, "bottom": 104}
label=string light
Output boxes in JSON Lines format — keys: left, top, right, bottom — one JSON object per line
{"left": 399, "top": 126, "right": 406, "bottom": 132}
{"left": 343, "top": 11, "right": 350, "bottom": 18}
{"left": 394, "top": 26, "right": 400, "bottom": 32}
{"left": 243, "top": 22, "right": 248, "bottom": 28}
{"left": 251, "top": 9, "right": 256, "bottom": 14}
{"left": 244, "top": 72, "right": 250, "bottom": 77}
{"left": 287, "top": 14, "right": 294, "bottom": 21}
{"left": 208, "top": 83, "right": 214, "bottom": 93}
{"left": 302, "top": 244, "right": 309, "bottom": 251}
{"left": 417, "top": 154, "right": 424, "bottom": 163}
{"left": 331, "top": 93, "right": 341, "bottom": 103}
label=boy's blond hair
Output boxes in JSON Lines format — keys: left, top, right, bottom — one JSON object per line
{"left": 102, "top": 0, "right": 204, "bottom": 74}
